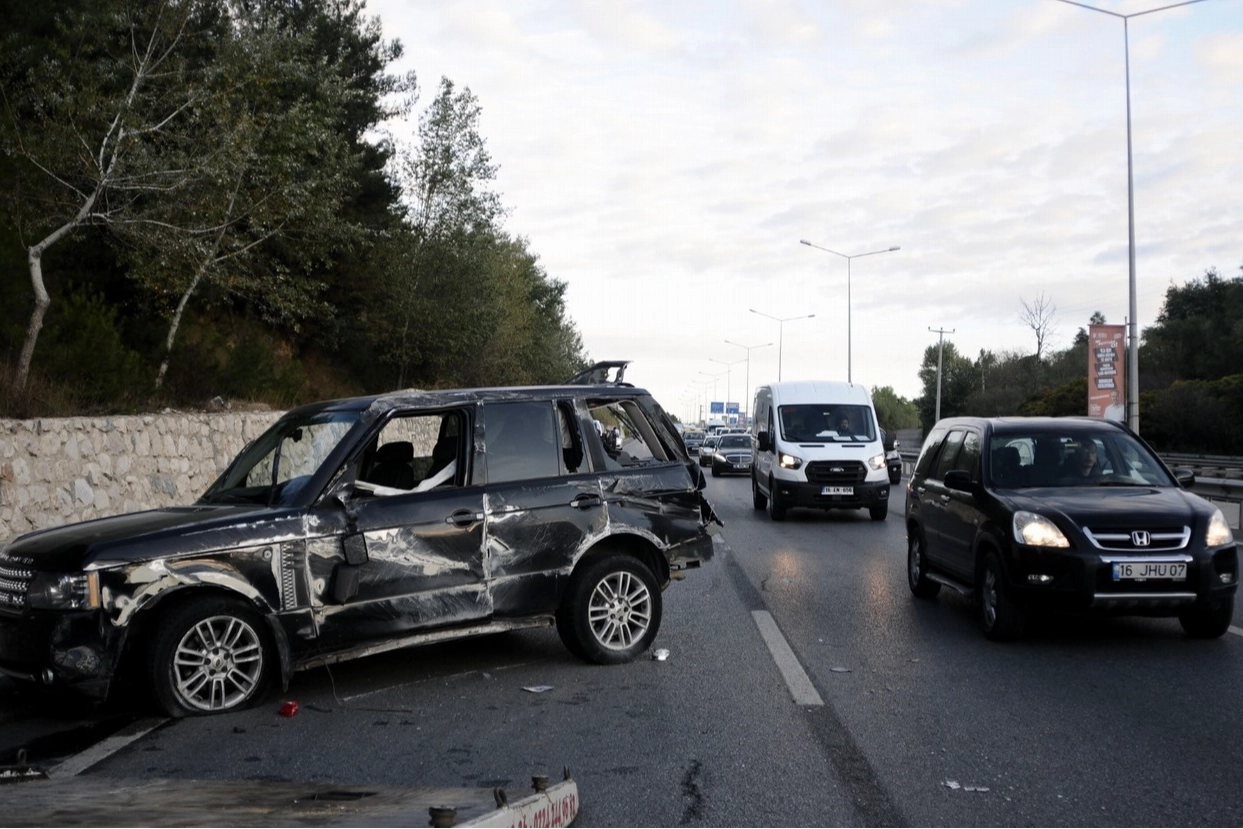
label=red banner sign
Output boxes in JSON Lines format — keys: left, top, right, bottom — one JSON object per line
{"left": 1087, "top": 324, "right": 1126, "bottom": 421}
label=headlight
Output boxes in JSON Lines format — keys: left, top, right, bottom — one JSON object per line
{"left": 1013, "top": 511, "right": 1070, "bottom": 548}
{"left": 779, "top": 453, "right": 802, "bottom": 470}
{"left": 1207, "top": 509, "right": 1235, "bottom": 547}
{"left": 27, "top": 572, "right": 101, "bottom": 610}
{"left": 867, "top": 453, "right": 886, "bottom": 470}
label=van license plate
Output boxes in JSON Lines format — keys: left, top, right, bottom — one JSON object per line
{"left": 1111, "top": 562, "right": 1186, "bottom": 581}
{"left": 822, "top": 486, "right": 853, "bottom": 496}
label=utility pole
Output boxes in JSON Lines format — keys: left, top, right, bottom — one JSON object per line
{"left": 929, "top": 326, "right": 955, "bottom": 422}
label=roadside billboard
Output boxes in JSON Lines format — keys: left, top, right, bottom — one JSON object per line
{"left": 1088, "top": 324, "right": 1126, "bottom": 421}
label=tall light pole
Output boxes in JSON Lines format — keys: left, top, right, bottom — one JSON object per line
{"left": 725, "top": 339, "right": 772, "bottom": 424}
{"left": 930, "top": 326, "right": 955, "bottom": 422}
{"left": 709, "top": 357, "right": 746, "bottom": 422}
{"left": 1054, "top": 0, "right": 1207, "bottom": 433}
{"left": 699, "top": 370, "right": 726, "bottom": 420}
{"left": 800, "top": 239, "right": 900, "bottom": 383}
{"left": 749, "top": 309, "right": 815, "bottom": 381}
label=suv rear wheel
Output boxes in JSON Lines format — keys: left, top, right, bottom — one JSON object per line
{"left": 907, "top": 533, "right": 941, "bottom": 599}
{"left": 978, "top": 551, "right": 1024, "bottom": 641}
{"left": 557, "top": 554, "right": 662, "bottom": 664}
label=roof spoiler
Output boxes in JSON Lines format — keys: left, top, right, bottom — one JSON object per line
{"left": 564, "top": 360, "right": 631, "bottom": 386}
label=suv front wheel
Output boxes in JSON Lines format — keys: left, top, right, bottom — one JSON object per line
{"left": 1179, "top": 597, "right": 1234, "bottom": 638}
{"left": 557, "top": 554, "right": 662, "bottom": 664}
{"left": 978, "top": 551, "right": 1024, "bottom": 641}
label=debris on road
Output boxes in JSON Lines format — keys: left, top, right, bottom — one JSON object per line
{"left": 829, "top": 667, "right": 852, "bottom": 673}
{"left": 652, "top": 648, "right": 670, "bottom": 661}
{"left": 523, "top": 685, "right": 554, "bottom": 693}
{"left": 278, "top": 701, "right": 299, "bottom": 717}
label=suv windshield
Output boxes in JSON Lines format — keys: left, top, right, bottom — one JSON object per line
{"left": 779, "top": 404, "right": 875, "bottom": 443}
{"left": 989, "top": 429, "right": 1174, "bottom": 488}
{"left": 200, "top": 410, "right": 360, "bottom": 506}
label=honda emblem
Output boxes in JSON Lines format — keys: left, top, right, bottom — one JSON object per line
{"left": 1131, "top": 530, "right": 1151, "bottom": 547}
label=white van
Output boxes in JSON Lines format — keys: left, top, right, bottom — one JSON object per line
{"left": 751, "top": 381, "right": 890, "bottom": 521}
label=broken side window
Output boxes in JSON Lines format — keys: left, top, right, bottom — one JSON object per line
{"left": 586, "top": 399, "right": 671, "bottom": 469}
{"left": 484, "top": 401, "right": 561, "bottom": 483}
{"left": 359, "top": 410, "right": 465, "bottom": 494}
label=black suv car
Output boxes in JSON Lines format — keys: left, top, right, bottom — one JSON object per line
{"left": 905, "top": 416, "right": 1237, "bottom": 640}
{"left": 0, "top": 363, "right": 718, "bottom": 715}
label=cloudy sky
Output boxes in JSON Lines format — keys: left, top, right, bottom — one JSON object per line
{"left": 365, "top": 0, "right": 1242, "bottom": 422}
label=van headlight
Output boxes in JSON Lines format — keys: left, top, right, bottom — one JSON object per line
{"left": 867, "top": 453, "right": 886, "bottom": 471}
{"left": 1013, "top": 511, "right": 1070, "bottom": 548}
{"left": 27, "top": 572, "right": 101, "bottom": 610}
{"left": 779, "top": 453, "right": 802, "bottom": 470}
{"left": 1207, "top": 509, "right": 1234, "bottom": 547}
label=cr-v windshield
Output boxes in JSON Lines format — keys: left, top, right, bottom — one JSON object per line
{"left": 200, "top": 411, "right": 360, "bottom": 506}
{"left": 779, "top": 404, "right": 876, "bottom": 443}
{"left": 988, "top": 430, "right": 1175, "bottom": 488}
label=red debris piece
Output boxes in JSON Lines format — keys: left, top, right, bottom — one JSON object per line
{"left": 278, "top": 701, "right": 299, "bottom": 718}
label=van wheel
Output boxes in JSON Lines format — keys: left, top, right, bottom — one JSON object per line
{"left": 149, "top": 598, "right": 274, "bottom": 717}
{"left": 907, "top": 533, "right": 941, "bottom": 598}
{"left": 1179, "top": 597, "right": 1234, "bottom": 638}
{"left": 869, "top": 501, "right": 888, "bottom": 521}
{"left": 556, "top": 554, "right": 662, "bottom": 664}
{"left": 766, "top": 477, "right": 787, "bottom": 521}
{"left": 752, "top": 474, "right": 767, "bottom": 510}
{"left": 978, "top": 552, "right": 1024, "bottom": 641}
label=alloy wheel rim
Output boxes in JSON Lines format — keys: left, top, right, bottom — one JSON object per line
{"left": 983, "top": 568, "right": 998, "bottom": 628}
{"left": 909, "top": 541, "right": 922, "bottom": 584}
{"left": 588, "top": 571, "right": 652, "bottom": 651}
{"left": 173, "top": 615, "right": 264, "bottom": 711}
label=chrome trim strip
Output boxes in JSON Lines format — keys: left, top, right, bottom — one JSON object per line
{"left": 1097, "top": 553, "right": 1193, "bottom": 564}
{"left": 1092, "top": 592, "right": 1197, "bottom": 603}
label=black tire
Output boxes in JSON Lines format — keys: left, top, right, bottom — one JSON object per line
{"left": 907, "top": 532, "right": 941, "bottom": 599}
{"left": 766, "top": 477, "right": 787, "bottom": 521}
{"left": 869, "top": 501, "right": 888, "bottom": 521}
{"left": 556, "top": 554, "right": 662, "bottom": 665}
{"left": 977, "top": 551, "right": 1024, "bottom": 641}
{"left": 149, "top": 597, "right": 274, "bottom": 717}
{"left": 1179, "top": 596, "right": 1234, "bottom": 639}
{"left": 751, "top": 473, "right": 767, "bottom": 510}
{"left": 711, "top": 464, "right": 722, "bottom": 478}
{"left": 889, "top": 470, "right": 901, "bottom": 485}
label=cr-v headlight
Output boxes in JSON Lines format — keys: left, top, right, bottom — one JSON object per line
{"left": 1013, "top": 511, "right": 1070, "bottom": 548}
{"left": 27, "top": 572, "right": 100, "bottom": 610}
{"left": 1207, "top": 509, "right": 1234, "bottom": 547}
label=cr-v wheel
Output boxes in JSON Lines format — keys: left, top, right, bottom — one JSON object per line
{"left": 978, "top": 551, "right": 1024, "bottom": 641}
{"left": 907, "top": 532, "right": 941, "bottom": 598}
{"left": 149, "top": 598, "right": 273, "bottom": 716}
{"left": 557, "top": 554, "right": 662, "bottom": 664}
{"left": 1179, "top": 597, "right": 1234, "bottom": 638}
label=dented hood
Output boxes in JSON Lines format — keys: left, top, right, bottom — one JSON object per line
{"left": 4, "top": 505, "right": 303, "bottom": 571}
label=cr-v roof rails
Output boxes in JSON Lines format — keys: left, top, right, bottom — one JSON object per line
{"left": 564, "top": 361, "right": 632, "bottom": 386}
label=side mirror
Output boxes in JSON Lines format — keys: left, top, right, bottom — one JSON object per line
{"left": 1173, "top": 468, "right": 1196, "bottom": 489}
{"left": 757, "top": 431, "right": 772, "bottom": 452}
{"left": 943, "top": 469, "right": 976, "bottom": 493}
{"left": 882, "top": 434, "right": 895, "bottom": 451}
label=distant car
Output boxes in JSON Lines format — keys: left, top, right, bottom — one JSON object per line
{"left": 683, "top": 430, "right": 706, "bottom": 453}
{"left": 698, "top": 434, "right": 720, "bottom": 467}
{"left": 881, "top": 428, "right": 902, "bottom": 484}
{"left": 905, "top": 416, "right": 1238, "bottom": 641}
{"left": 710, "top": 434, "right": 753, "bottom": 477}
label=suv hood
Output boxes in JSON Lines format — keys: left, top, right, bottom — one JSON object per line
{"left": 4, "top": 505, "right": 300, "bottom": 571}
{"left": 1002, "top": 486, "right": 1208, "bottom": 528}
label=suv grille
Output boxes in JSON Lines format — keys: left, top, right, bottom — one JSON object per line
{"left": 1083, "top": 525, "right": 1190, "bottom": 553}
{"left": 0, "top": 551, "right": 34, "bottom": 613}
{"left": 805, "top": 460, "right": 866, "bottom": 485}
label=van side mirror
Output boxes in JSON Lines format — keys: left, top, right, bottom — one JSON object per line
{"left": 757, "top": 431, "right": 772, "bottom": 452}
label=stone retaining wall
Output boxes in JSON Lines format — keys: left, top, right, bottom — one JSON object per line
{"left": 0, "top": 411, "right": 283, "bottom": 543}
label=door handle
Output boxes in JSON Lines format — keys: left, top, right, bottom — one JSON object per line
{"left": 571, "top": 493, "right": 603, "bottom": 509}
{"left": 445, "top": 509, "right": 483, "bottom": 527}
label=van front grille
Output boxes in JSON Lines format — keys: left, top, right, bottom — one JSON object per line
{"left": 805, "top": 461, "right": 866, "bottom": 485}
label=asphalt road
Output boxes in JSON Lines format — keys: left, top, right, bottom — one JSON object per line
{"left": 3, "top": 474, "right": 1243, "bottom": 826}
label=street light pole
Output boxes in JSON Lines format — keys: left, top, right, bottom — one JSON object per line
{"left": 800, "top": 240, "right": 900, "bottom": 383}
{"left": 724, "top": 339, "right": 772, "bottom": 424}
{"left": 749, "top": 309, "right": 815, "bottom": 381}
{"left": 709, "top": 357, "right": 746, "bottom": 422}
{"left": 1054, "top": 0, "right": 1208, "bottom": 433}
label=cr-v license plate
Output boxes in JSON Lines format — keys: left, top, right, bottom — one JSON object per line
{"left": 1111, "top": 562, "right": 1186, "bottom": 581}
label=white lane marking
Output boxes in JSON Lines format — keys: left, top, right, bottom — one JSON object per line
{"left": 1229, "top": 625, "right": 1243, "bottom": 638}
{"left": 751, "top": 610, "right": 824, "bottom": 706}
{"left": 45, "top": 717, "right": 167, "bottom": 779}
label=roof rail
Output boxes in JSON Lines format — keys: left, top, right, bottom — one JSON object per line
{"left": 564, "top": 360, "right": 631, "bottom": 386}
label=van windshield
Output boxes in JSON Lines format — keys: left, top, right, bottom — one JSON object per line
{"left": 778, "top": 404, "right": 875, "bottom": 443}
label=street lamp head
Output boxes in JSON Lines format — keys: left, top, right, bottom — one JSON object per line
{"left": 799, "top": 239, "right": 812, "bottom": 246}
{"left": 888, "top": 246, "right": 900, "bottom": 251}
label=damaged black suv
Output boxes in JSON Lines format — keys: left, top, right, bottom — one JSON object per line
{"left": 0, "top": 362, "right": 718, "bottom": 716}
